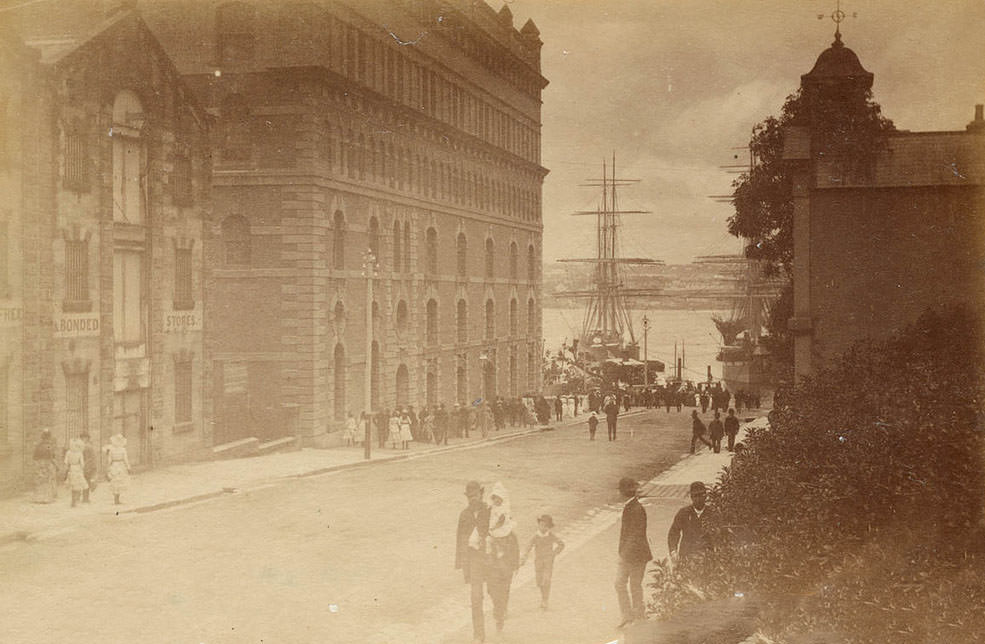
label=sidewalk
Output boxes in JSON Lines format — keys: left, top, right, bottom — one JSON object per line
{"left": 0, "top": 409, "right": 651, "bottom": 546}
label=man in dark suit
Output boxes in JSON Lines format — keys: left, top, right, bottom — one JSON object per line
{"left": 668, "top": 481, "right": 713, "bottom": 571}
{"left": 615, "top": 476, "right": 651, "bottom": 628}
{"left": 456, "top": 480, "right": 491, "bottom": 643}
{"left": 604, "top": 393, "right": 620, "bottom": 441}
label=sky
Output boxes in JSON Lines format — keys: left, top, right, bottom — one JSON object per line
{"left": 497, "top": 0, "right": 985, "bottom": 265}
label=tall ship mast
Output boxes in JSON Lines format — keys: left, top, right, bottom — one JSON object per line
{"left": 555, "top": 154, "right": 664, "bottom": 366}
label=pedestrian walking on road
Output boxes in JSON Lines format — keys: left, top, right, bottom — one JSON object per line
{"left": 587, "top": 411, "right": 599, "bottom": 440}
{"left": 554, "top": 396, "right": 563, "bottom": 422}
{"left": 81, "top": 433, "right": 97, "bottom": 503}
{"left": 64, "top": 438, "right": 89, "bottom": 508}
{"left": 399, "top": 410, "right": 413, "bottom": 450}
{"left": 32, "top": 429, "right": 58, "bottom": 504}
{"left": 708, "top": 411, "right": 724, "bottom": 454}
{"left": 690, "top": 410, "right": 712, "bottom": 454}
{"left": 486, "top": 482, "right": 519, "bottom": 635}
{"left": 521, "top": 514, "right": 565, "bottom": 610}
{"left": 615, "top": 477, "right": 651, "bottom": 629}
{"left": 456, "top": 480, "right": 491, "bottom": 644}
{"left": 604, "top": 394, "right": 619, "bottom": 441}
{"left": 343, "top": 412, "right": 357, "bottom": 447}
{"left": 668, "top": 481, "right": 714, "bottom": 572}
{"left": 724, "top": 408, "right": 740, "bottom": 451}
{"left": 104, "top": 434, "right": 131, "bottom": 505}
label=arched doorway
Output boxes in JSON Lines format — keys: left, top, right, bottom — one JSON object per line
{"left": 395, "top": 363, "right": 409, "bottom": 408}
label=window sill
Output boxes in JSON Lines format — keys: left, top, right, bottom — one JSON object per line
{"left": 173, "top": 422, "right": 194, "bottom": 435}
{"left": 62, "top": 300, "right": 93, "bottom": 313}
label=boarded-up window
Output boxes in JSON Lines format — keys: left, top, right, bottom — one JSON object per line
{"left": 113, "top": 250, "right": 143, "bottom": 344}
{"left": 64, "top": 239, "right": 89, "bottom": 311}
{"left": 175, "top": 360, "right": 192, "bottom": 424}
{"left": 172, "top": 155, "right": 193, "bottom": 206}
{"left": 64, "top": 128, "right": 89, "bottom": 192}
{"left": 174, "top": 248, "right": 193, "bottom": 310}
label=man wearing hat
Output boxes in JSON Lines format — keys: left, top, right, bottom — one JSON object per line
{"left": 456, "top": 480, "right": 491, "bottom": 643}
{"left": 615, "top": 476, "right": 651, "bottom": 628}
{"left": 668, "top": 481, "right": 713, "bottom": 569}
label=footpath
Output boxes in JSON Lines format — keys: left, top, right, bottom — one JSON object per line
{"left": 0, "top": 409, "right": 652, "bottom": 546}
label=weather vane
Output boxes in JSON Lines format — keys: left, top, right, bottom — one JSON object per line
{"left": 818, "top": 0, "right": 857, "bottom": 37}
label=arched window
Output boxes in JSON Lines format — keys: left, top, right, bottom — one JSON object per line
{"left": 392, "top": 219, "right": 401, "bottom": 272}
{"left": 396, "top": 299, "right": 408, "bottom": 334}
{"left": 425, "top": 227, "right": 437, "bottom": 275}
{"left": 426, "top": 298, "right": 438, "bottom": 346}
{"left": 334, "top": 300, "right": 345, "bottom": 331}
{"left": 221, "top": 215, "right": 250, "bottom": 265}
{"left": 358, "top": 133, "right": 366, "bottom": 180}
{"left": 457, "top": 299, "right": 467, "bottom": 344}
{"left": 333, "top": 211, "right": 345, "bottom": 270}
{"left": 527, "top": 345, "right": 537, "bottom": 392}
{"left": 527, "top": 244, "right": 536, "bottom": 281}
{"left": 368, "top": 216, "right": 380, "bottom": 259}
{"left": 509, "top": 346, "right": 518, "bottom": 397}
{"left": 456, "top": 360, "right": 467, "bottom": 405}
{"left": 527, "top": 298, "right": 536, "bottom": 335}
{"left": 333, "top": 343, "right": 346, "bottom": 420}
{"left": 395, "top": 364, "right": 409, "bottom": 407}
{"left": 370, "top": 340, "right": 380, "bottom": 409}
{"left": 403, "top": 221, "right": 411, "bottom": 273}
{"left": 510, "top": 298, "right": 518, "bottom": 336}
{"left": 485, "top": 238, "right": 494, "bottom": 279}
{"left": 216, "top": 2, "right": 256, "bottom": 65}
{"left": 426, "top": 369, "right": 437, "bottom": 407}
{"left": 485, "top": 299, "right": 495, "bottom": 340}
{"left": 509, "top": 241, "right": 518, "bottom": 280}
{"left": 457, "top": 232, "right": 467, "bottom": 276}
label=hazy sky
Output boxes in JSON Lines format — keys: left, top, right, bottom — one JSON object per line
{"left": 499, "top": 0, "right": 985, "bottom": 265}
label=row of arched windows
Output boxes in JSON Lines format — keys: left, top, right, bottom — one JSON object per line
{"left": 221, "top": 213, "right": 539, "bottom": 285}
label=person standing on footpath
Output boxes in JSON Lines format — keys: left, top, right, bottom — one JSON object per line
{"left": 32, "top": 429, "right": 58, "bottom": 504}
{"left": 668, "top": 481, "right": 714, "bottom": 572}
{"left": 604, "top": 393, "right": 619, "bottom": 441}
{"left": 81, "top": 433, "right": 97, "bottom": 503}
{"left": 708, "top": 411, "right": 724, "bottom": 454}
{"left": 456, "top": 480, "right": 491, "bottom": 644}
{"left": 104, "top": 434, "right": 131, "bottom": 505}
{"left": 434, "top": 403, "right": 449, "bottom": 445}
{"left": 690, "top": 410, "right": 712, "bottom": 454}
{"left": 724, "top": 408, "right": 740, "bottom": 451}
{"left": 64, "top": 438, "right": 89, "bottom": 508}
{"left": 615, "top": 477, "right": 651, "bottom": 628}
{"left": 554, "top": 396, "right": 563, "bottom": 422}
{"left": 587, "top": 410, "right": 599, "bottom": 440}
{"left": 485, "top": 482, "right": 519, "bottom": 635}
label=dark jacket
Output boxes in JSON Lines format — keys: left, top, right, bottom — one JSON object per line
{"left": 456, "top": 502, "right": 490, "bottom": 579}
{"left": 708, "top": 419, "right": 725, "bottom": 441}
{"left": 618, "top": 497, "right": 652, "bottom": 563}
{"left": 668, "top": 505, "right": 714, "bottom": 560}
{"left": 724, "top": 415, "right": 740, "bottom": 436}
{"left": 691, "top": 417, "right": 707, "bottom": 436}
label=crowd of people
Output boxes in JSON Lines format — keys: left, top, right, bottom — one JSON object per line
{"left": 32, "top": 429, "right": 132, "bottom": 507}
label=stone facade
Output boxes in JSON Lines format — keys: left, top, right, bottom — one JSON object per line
{"left": 0, "top": 12, "right": 213, "bottom": 493}
{"left": 784, "top": 33, "right": 985, "bottom": 378}
{"left": 140, "top": 0, "right": 548, "bottom": 443}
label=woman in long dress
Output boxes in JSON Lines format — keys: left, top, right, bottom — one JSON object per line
{"left": 399, "top": 411, "right": 413, "bottom": 450}
{"left": 32, "top": 429, "right": 57, "bottom": 504}
{"left": 388, "top": 412, "right": 401, "bottom": 449}
{"left": 485, "top": 482, "right": 520, "bottom": 634}
{"left": 64, "top": 438, "right": 89, "bottom": 507}
{"left": 343, "top": 412, "right": 357, "bottom": 447}
{"left": 104, "top": 434, "right": 131, "bottom": 505}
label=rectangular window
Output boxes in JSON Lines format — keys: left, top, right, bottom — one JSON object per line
{"left": 175, "top": 361, "right": 193, "bottom": 424}
{"left": 65, "top": 372, "right": 88, "bottom": 441}
{"left": 64, "top": 240, "right": 89, "bottom": 310}
{"left": 174, "top": 248, "right": 193, "bottom": 310}
{"left": 114, "top": 250, "right": 144, "bottom": 344}
{"left": 64, "top": 130, "right": 88, "bottom": 191}
{"left": 172, "top": 156, "right": 193, "bottom": 207}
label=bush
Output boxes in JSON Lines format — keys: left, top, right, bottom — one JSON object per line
{"left": 646, "top": 307, "right": 985, "bottom": 643}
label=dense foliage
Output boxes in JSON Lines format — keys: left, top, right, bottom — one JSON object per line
{"left": 647, "top": 308, "right": 985, "bottom": 643}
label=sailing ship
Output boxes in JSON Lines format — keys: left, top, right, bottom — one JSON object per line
{"left": 554, "top": 155, "right": 665, "bottom": 378}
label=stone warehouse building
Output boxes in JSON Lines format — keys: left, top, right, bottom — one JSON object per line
{"left": 139, "top": 0, "right": 548, "bottom": 444}
{"left": 0, "top": 12, "right": 213, "bottom": 493}
{"left": 783, "top": 31, "right": 985, "bottom": 379}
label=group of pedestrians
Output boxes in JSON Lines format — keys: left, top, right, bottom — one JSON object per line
{"left": 456, "top": 480, "right": 565, "bottom": 643}
{"left": 32, "top": 429, "right": 132, "bottom": 507}
{"left": 689, "top": 408, "right": 741, "bottom": 454}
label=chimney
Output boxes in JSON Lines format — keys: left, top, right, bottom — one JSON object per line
{"left": 968, "top": 104, "right": 985, "bottom": 133}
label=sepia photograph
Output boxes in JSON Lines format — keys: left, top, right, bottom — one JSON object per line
{"left": 0, "top": 1, "right": 983, "bottom": 643}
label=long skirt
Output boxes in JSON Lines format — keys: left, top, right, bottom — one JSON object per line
{"left": 33, "top": 461, "right": 57, "bottom": 503}
{"left": 107, "top": 461, "right": 130, "bottom": 495}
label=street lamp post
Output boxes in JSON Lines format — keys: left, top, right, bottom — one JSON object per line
{"left": 361, "top": 249, "right": 377, "bottom": 460}
{"left": 642, "top": 315, "right": 650, "bottom": 388}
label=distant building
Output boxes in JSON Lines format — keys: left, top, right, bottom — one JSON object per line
{"left": 139, "top": 0, "right": 549, "bottom": 444}
{"left": 784, "top": 31, "right": 985, "bottom": 378}
{"left": 0, "top": 11, "right": 213, "bottom": 493}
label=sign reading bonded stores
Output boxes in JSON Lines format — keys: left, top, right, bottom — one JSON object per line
{"left": 53, "top": 313, "right": 100, "bottom": 337}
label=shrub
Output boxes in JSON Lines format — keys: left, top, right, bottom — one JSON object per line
{"left": 646, "top": 307, "right": 985, "bottom": 643}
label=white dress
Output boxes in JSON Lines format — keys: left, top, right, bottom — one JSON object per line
{"left": 105, "top": 444, "right": 130, "bottom": 494}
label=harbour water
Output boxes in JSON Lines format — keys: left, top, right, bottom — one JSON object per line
{"left": 541, "top": 307, "right": 727, "bottom": 382}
